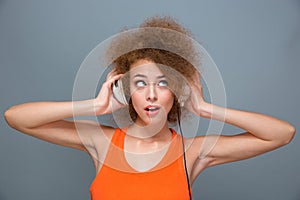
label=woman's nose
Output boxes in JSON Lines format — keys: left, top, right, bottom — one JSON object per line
{"left": 146, "top": 85, "right": 158, "bottom": 102}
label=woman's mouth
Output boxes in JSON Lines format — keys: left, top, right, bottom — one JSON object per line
{"left": 144, "top": 105, "right": 160, "bottom": 116}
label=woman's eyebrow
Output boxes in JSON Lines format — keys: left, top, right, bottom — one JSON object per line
{"left": 157, "top": 75, "right": 166, "bottom": 79}
{"left": 133, "top": 74, "right": 147, "bottom": 78}
{"left": 133, "top": 74, "right": 166, "bottom": 79}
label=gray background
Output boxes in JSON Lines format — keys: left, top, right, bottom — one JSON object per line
{"left": 1, "top": 0, "right": 299, "bottom": 199}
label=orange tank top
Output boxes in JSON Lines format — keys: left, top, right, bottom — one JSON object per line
{"left": 90, "top": 128, "right": 192, "bottom": 200}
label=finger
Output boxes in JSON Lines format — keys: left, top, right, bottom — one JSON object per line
{"left": 106, "top": 74, "right": 124, "bottom": 87}
{"left": 192, "top": 71, "right": 201, "bottom": 85}
{"left": 192, "top": 76, "right": 202, "bottom": 91}
{"left": 98, "top": 74, "right": 124, "bottom": 98}
{"left": 106, "top": 68, "right": 118, "bottom": 80}
{"left": 187, "top": 78, "right": 201, "bottom": 91}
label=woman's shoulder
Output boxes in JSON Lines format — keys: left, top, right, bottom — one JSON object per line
{"left": 76, "top": 120, "right": 117, "bottom": 142}
{"left": 98, "top": 124, "right": 118, "bottom": 141}
{"left": 185, "top": 135, "right": 204, "bottom": 147}
{"left": 184, "top": 135, "right": 206, "bottom": 158}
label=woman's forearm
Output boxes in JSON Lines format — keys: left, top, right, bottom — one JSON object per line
{"left": 4, "top": 99, "right": 97, "bottom": 130}
{"left": 201, "top": 104, "right": 295, "bottom": 144}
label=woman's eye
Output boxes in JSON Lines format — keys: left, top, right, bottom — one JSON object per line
{"left": 158, "top": 80, "right": 168, "bottom": 87}
{"left": 135, "top": 80, "right": 146, "bottom": 87}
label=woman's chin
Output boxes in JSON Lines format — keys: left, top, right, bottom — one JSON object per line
{"left": 137, "top": 114, "right": 167, "bottom": 127}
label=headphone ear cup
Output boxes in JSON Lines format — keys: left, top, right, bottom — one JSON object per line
{"left": 178, "top": 95, "right": 184, "bottom": 107}
{"left": 178, "top": 84, "right": 190, "bottom": 107}
{"left": 178, "top": 95, "right": 187, "bottom": 107}
{"left": 112, "top": 80, "right": 128, "bottom": 105}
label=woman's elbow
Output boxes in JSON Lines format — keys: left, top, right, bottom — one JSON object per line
{"left": 282, "top": 123, "right": 296, "bottom": 145}
{"left": 4, "top": 107, "right": 19, "bottom": 129}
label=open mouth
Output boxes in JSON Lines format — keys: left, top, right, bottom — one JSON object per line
{"left": 144, "top": 106, "right": 160, "bottom": 116}
{"left": 145, "top": 107, "right": 160, "bottom": 112}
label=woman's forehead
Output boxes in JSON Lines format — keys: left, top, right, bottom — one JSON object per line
{"left": 129, "top": 60, "right": 164, "bottom": 77}
{"left": 128, "top": 59, "right": 186, "bottom": 85}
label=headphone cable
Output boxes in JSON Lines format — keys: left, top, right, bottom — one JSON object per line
{"left": 177, "top": 108, "right": 192, "bottom": 200}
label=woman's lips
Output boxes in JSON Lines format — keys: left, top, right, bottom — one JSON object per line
{"left": 144, "top": 105, "right": 160, "bottom": 116}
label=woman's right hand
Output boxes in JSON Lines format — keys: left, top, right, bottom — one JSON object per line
{"left": 4, "top": 69, "right": 126, "bottom": 152}
{"left": 94, "top": 69, "right": 125, "bottom": 115}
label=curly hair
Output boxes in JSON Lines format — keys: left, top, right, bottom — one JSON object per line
{"left": 107, "top": 16, "right": 200, "bottom": 123}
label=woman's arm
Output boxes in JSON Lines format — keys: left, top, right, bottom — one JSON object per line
{"left": 4, "top": 100, "right": 98, "bottom": 151}
{"left": 4, "top": 72, "right": 124, "bottom": 151}
{"left": 186, "top": 72, "right": 296, "bottom": 167}
{"left": 4, "top": 100, "right": 95, "bottom": 130}
{"left": 198, "top": 104, "right": 295, "bottom": 166}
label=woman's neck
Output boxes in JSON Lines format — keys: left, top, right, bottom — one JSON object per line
{"left": 125, "top": 121, "right": 171, "bottom": 142}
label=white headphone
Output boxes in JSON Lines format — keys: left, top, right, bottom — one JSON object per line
{"left": 112, "top": 79, "right": 129, "bottom": 105}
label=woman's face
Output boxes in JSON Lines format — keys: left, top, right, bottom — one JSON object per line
{"left": 129, "top": 59, "right": 174, "bottom": 126}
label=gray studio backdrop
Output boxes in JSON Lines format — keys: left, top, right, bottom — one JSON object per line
{"left": 1, "top": 0, "right": 299, "bottom": 200}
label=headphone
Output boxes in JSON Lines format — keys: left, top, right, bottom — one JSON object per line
{"left": 112, "top": 79, "right": 129, "bottom": 105}
{"left": 112, "top": 79, "right": 190, "bottom": 106}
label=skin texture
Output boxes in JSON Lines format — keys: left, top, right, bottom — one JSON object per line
{"left": 129, "top": 61, "right": 174, "bottom": 127}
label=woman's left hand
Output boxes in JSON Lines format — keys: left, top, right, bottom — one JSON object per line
{"left": 184, "top": 71, "right": 212, "bottom": 118}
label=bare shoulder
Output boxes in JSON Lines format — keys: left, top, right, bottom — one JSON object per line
{"left": 186, "top": 135, "right": 218, "bottom": 165}
{"left": 76, "top": 120, "right": 115, "bottom": 143}
{"left": 97, "top": 124, "right": 116, "bottom": 141}
{"left": 75, "top": 121, "right": 116, "bottom": 171}
{"left": 185, "top": 136, "right": 205, "bottom": 158}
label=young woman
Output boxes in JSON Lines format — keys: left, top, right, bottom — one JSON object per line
{"left": 4, "top": 16, "right": 295, "bottom": 200}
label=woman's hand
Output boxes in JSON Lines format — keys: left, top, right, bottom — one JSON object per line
{"left": 184, "top": 71, "right": 213, "bottom": 118}
{"left": 94, "top": 69, "right": 125, "bottom": 115}
{"left": 184, "top": 71, "right": 295, "bottom": 168}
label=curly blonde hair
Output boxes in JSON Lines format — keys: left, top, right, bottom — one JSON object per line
{"left": 107, "top": 16, "right": 200, "bottom": 123}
